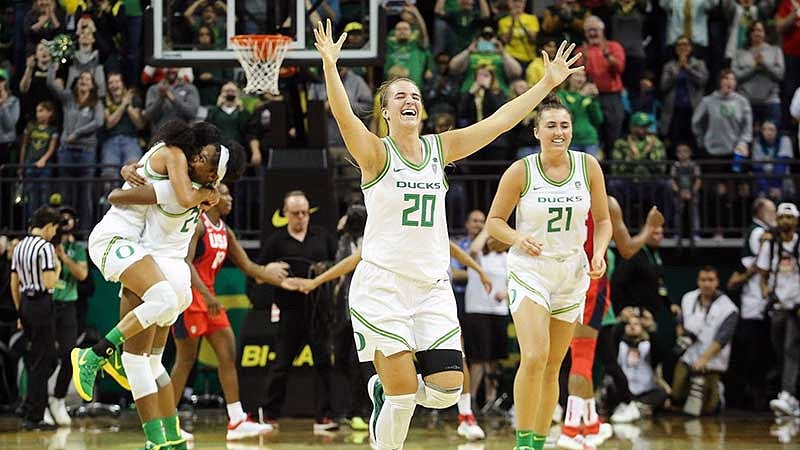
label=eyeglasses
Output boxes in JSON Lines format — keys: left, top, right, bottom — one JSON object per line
{"left": 287, "top": 210, "right": 309, "bottom": 217}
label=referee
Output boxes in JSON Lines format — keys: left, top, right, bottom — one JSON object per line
{"left": 10, "top": 206, "right": 62, "bottom": 430}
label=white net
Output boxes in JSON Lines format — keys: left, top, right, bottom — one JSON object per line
{"left": 230, "top": 35, "right": 291, "bottom": 95}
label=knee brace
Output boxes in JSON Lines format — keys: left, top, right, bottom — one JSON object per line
{"left": 148, "top": 349, "right": 171, "bottom": 388}
{"left": 415, "top": 377, "right": 462, "bottom": 409}
{"left": 569, "top": 337, "right": 597, "bottom": 381}
{"left": 121, "top": 352, "right": 157, "bottom": 400}
{"left": 132, "top": 281, "right": 180, "bottom": 328}
{"left": 415, "top": 349, "right": 463, "bottom": 377}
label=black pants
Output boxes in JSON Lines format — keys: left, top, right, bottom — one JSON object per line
{"left": 264, "top": 301, "right": 333, "bottom": 420}
{"left": 597, "top": 324, "right": 633, "bottom": 404}
{"left": 19, "top": 294, "right": 55, "bottom": 422}
{"left": 53, "top": 302, "right": 78, "bottom": 399}
{"left": 726, "top": 318, "right": 771, "bottom": 409}
{"left": 333, "top": 320, "right": 375, "bottom": 419}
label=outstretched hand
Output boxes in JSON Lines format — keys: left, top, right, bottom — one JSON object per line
{"left": 313, "top": 19, "right": 347, "bottom": 67}
{"left": 542, "top": 41, "right": 584, "bottom": 87}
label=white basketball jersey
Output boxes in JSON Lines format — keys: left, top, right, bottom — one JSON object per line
{"left": 509, "top": 151, "right": 591, "bottom": 262}
{"left": 361, "top": 135, "right": 450, "bottom": 283}
{"left": 140, "top": 180, "right": 200, "bottom": 258}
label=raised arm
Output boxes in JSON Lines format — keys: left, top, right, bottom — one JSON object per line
{"left": 439, "top": 41, "right": 582, "bottom": 163}
{"left": 587, "top": 155, "right": 612, "bottom": 278}
{"left": 108, "top": 184, "right": 157, "bottom": 205}
{"left": 610, "top": 196, "right": 664, "bottom": 260}
{"left": 314, "top": 19, "right": 383, "bottom": 177}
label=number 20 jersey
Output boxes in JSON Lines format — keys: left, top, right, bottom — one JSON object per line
{"left": 360, "top": 135, "right": 450, "bottom": 283}
{"left": 509, "top": 150, "right": 591, "bottom": 264}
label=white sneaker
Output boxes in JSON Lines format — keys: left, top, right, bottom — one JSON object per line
{"left": 770, "top": 391, "right": 800, "bottom": 417}
{"left": 457, "top": 414, "right": 486, "bottom": 441}
{"left": 227, "top": 417, "right": 273, "bottom": 440}
{"left": 584, "top": 422, "right": 613, "bottom": 447}
{"left": 611, "top": 402, "right": 640, "bottom": 423}
{"left": 552, "top": 403, "right": 564, "bottom": 423}
{"left": 43, "top": 407, "right": 56, "bottom": 426}
{"left": 556, "top": 432, "right": 596, "bottom": 450}
{"left": 181, "top": 428, "right": 195, "bottom": 441}
{"left": 48, "top": 397, "right": 71, "bottom": 427}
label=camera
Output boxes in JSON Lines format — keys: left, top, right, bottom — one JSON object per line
{"left": 384, "top": 0, "right": 414, "bottom": 15}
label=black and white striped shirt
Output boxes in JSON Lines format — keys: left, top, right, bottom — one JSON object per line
{"left": 11, "top": 235, "right": 57, "bottom": 295}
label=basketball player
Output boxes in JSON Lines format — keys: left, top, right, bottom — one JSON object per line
{"left": 314, "top": 19, "right": 582, "bottom": 450}
{"left": 485, "top": 102, "right": 612, "bottom": 450}
{"left": 558, "top": 198, "right": 664, "bottom": 449}
{"left": 170, "top": 183, "right": 288, "bottom": 440}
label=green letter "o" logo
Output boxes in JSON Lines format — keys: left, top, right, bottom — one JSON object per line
{"left": 354, "top": 332, "right": 366, "bottom": 352}
{"left": 115, "top": 245, "right": 135, "bottom": 259}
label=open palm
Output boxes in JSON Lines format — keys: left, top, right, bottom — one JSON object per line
{"left": 542, "top": 41, "right": 584, "bottom": 86}
{"left": 313, "top": 19, "right": 346, "bottom": 66}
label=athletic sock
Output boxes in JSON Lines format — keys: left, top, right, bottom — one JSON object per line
{"left": 457, "top": 393, "right": 473, "bottom": 416}
{"left": 227, "top": 401, "right": 247, "bottom": 424}
{"left": 585, "top": 398, "right": 598, "bottom": 425}
{"left": 92, "top": 327, "right": 125, "bottom": 358}
{"left": 142, "top": 418, "right": 166, "bottom": 444}
{"left": 374, "top": 393, "right": 416, "bottom": 450}
{"left": 564, "top": 395, "right": 585, "bottom": 429}
{"left": 516, "top": 429, "right": 534, "bottom": 448}
{"left": 532, "top": 433, "right": 547, "bottom": 450}
{"left": 162, "top": 414, "right": 182, "bottom": 442}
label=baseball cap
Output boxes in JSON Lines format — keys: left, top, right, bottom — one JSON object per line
{"left": 777, "top": 202, "right": 799, "bottom": 217}
{"left": 344, "top": 22, "right": 364, "bottom": 33}
{"left": 630, "top": 112, "right": 652, "bottom": 127}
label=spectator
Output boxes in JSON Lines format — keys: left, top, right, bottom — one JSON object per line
{"left": 19, "top": 42, "right": 59, "bottom": 130}
{"left": 184, "top": 0, "right": 226, "bottom": 49}
{"left": 611, "top": 224, "right": 670, "bottom": 315}
{"left": 10, "top": 206, "right": 61, "bottom": 430}
{"left": 613, "top": 312, "right": 669, "bottom": 416}
{"left": 660, "top": 36, "right": 709, "bottom": 148}
{"left": 777, "top": 0, "right": 800, "bottom": 128}
{"left": 525, "top": 36, "right": 558, "bottom": 86}
{"left": 92, "top": 0, "right": 127, "bottom": 69}
{"left": 194, "top": 25, "right": 230, "bottom": 107}
{"left": 144, "top": 67, "right": 200, "bottom": 133}
{"left": 47, "top": 206, "right": 88, "bottom": 427}
{"left": 732, "top": 21, "right": 784, "bottom": 127}
{"left": 257, "top": 190, "right": 338, "bottom": 430}
{"left": 23, "top": 0, "right": 64, "bottom": 55}
{"left": 0, "top": 69, "right": 19, "bottom": 169}
{"left": 46, "top": 65, "right": 103, "bottom": 229}
{"left": 672, "top": 266, "right": 739, "bottom": 416}
{"left": 660, "top": 0, "right": 716, "bottom": 63}
{"left": 611, "top": 112, "right": 667, "bottom": 177}
{"left": 206, "top": 82, "right": 262, "bottom": 165}
{"left": 307, "top": 67, "right": 371, "bottom": 150}
{"left": 388, "top": 3, "right": 430, "bottom": 49}
{"left": 449, "top": 25, "right": 523, "bottom": 95}
{"left": 423, "top": 52, "right": 461, "bottom": 119}
{"left": 384, "top": 20, "right": 434, "bottom": 87}
{"left": 342, "top": 21, "right": 368, "bottom": 50}
{"left": 101, "top": 72, "right": 144, "bottom": 183}
{"left": 433, "top": 0, "right": 492, "bottom": 56}
{"left": 65, "top": 28, "right": 107, "bottom": 99}
{"left": 723, "top": 0, "right": 768, "bottom": 61}
{"left": 557, "top": 71, "right": 603, "bottom": 157}
{"left": 609, "top": 0, "right": 648, "bottom": 95}
{"left": 628, "top": 71, "right": 661, "bottom": 133}
{"left": 464, "top": 229, "right": 510, "bottom": 413}
{"left": 758, "top": 202, "right": 800, "bottom": 417}
{"left": 727, "top": 198, "right": 776, "bottom": 411}
{"left": 792, "top": 86, "right": 800, "bottom": 144}
{"left": 691, "top": 70, "right": 753, "bottom": 163}
{"left": 451, "top": 210, "right": 487, "bottom": 319}
{"left": 670, "top": 143, "right": 702, "bottom": 241}
{"left": 508, "top": 78, "right": 538, "bottom": 158}
{"left": 498, "top": 0, "right": 540, "bottom": 67}
{"left": 18, "top": 101, "right": 58, "bottom": 219}
{"left": 541, "top": 0, "right": 591, "bottom": 44}
{"left": 582, "top": 15, "right": 626, "bottom": 148}
{"left": 751, "top": 121, "right": 793, "bottom": 200}
{"left": 457, "top": 65, "right": 509, "bottom": 159}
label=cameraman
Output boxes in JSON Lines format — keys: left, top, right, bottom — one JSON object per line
{"left": 671, "top": 266, "right": 738, "bottom": 415}
{"left": 47, "top": 206, "right": 88, "bottom": 426}
{"left": 757, "top": 202, "right": 800, "bottom": 417}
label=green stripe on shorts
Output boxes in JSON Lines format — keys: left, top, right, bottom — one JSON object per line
{"left": 350, "top": 308, "right": 413, "bottom": 350}
{"left": 427, "top": 327, "right": 460, "bottom": 350}
{"left": 508, "top": 271, "right": 548, "bottom": 306}
{"left": 101, "top": 236, "right": 123, "bottom": 274}
{"left": 551, "top": 302, "right": 582, "bottom": 316}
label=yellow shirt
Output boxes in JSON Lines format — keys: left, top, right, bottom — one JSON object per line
{"left": 525, "top": 57, "right": 545, "bottom": 86}
{"left": 498, "top": 14, "right": 540, "bottom": 63}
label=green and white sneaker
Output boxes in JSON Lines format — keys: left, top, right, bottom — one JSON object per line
{"left": 367, "top": 374, "right": 384, "bottom": 448}
{"left": 137, "top": 441, "right": 171, "bottom": 450}
{"left": 102, "top": 348, "right": 130, "bottom": 391}
{"left": 70, "top": 347, "right": 106, "bottom": 401}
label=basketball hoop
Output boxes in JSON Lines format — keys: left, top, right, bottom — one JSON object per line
{"left": 230, "top": 34, "right": 292, "bottom": 95}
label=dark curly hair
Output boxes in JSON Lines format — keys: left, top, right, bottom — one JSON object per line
{"left": 149, "top": 120, "right": 222, "bottom": 162}
{"left": 221, "top": 139, "right": 247, "bottom": 184}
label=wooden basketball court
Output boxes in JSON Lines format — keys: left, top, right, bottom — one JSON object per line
{"left": 0, "top": 411, "right": 795, "bottom": 449}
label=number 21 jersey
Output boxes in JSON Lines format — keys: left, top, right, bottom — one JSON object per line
{"left": 361, "top": 135, "right": 450, "bottom": 283}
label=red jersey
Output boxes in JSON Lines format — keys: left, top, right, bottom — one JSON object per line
{"left": 189, "top": 212, "right": 228, "bottom": 312}
{"left": 584, "top": 211, "right": 595, "bottom": 260}
{"left": 778, "top": 0, "right": 800, "bottom": 57}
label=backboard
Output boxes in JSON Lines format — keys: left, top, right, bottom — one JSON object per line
{"left": 146, "top": 1, "right": 384, "bottom": 67}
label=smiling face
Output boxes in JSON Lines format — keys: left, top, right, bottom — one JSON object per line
{"left": 107, "top": 73, "right": 124, "bottom": 96}
{"left": 77, "top": 71, "right": 94, "bottom": 93}
{"left": 383, "top": 79, "right": 423, "bottom": 132}
{"left": 534, "top": 108, "right": 573, "bottom": 152}
{"left": 394, "top": 21, "right": 412, "bottom": 43}
{"left": 36, "top": 42, "right": 50, "bottom": 66}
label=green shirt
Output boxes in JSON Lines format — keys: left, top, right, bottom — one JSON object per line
{"left": 24, "top": 124, "right": 59, "bottom": 163}
{"left": 611, "top": 135, "right": 667, "bottom": 175}
{"left": 385, "top": 41, "right": 433, "bottom": 87}
{"left": 54, "top": 241, "right": 87, "bottom": 302}
{"left": 105, "top": 96, "right": 142, "bottom": 138}
{"left": 601, "top": 250, "right": 617, "bottom": 326}
{"left": 123, "top": 0, "right": 142, "bottom": 17}
{"left": 557, "top": 90, "right": 603, "bottom": 145}
{"left": 206, "top": 106, "right": 251, "bottom": 144}
{"left": 459, "top": 52, "right": 509, "bottom": 94}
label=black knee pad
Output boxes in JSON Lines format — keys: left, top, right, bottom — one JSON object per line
{"left": 416, "top": 349, "right": 463, "bottom": 377}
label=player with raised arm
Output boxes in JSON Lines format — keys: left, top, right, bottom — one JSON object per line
{"left": 485, "top": 101, "right": 612, "bottom": 450}
{"left": 314, "top": 18, "right": 582, "bottom": 450}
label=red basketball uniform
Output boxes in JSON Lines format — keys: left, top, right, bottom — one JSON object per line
{"left": 174, "top": 212, "right": 231, "bottom": 339}
{"left": 582, "top": 212, "right": 611, "bottom": 329}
